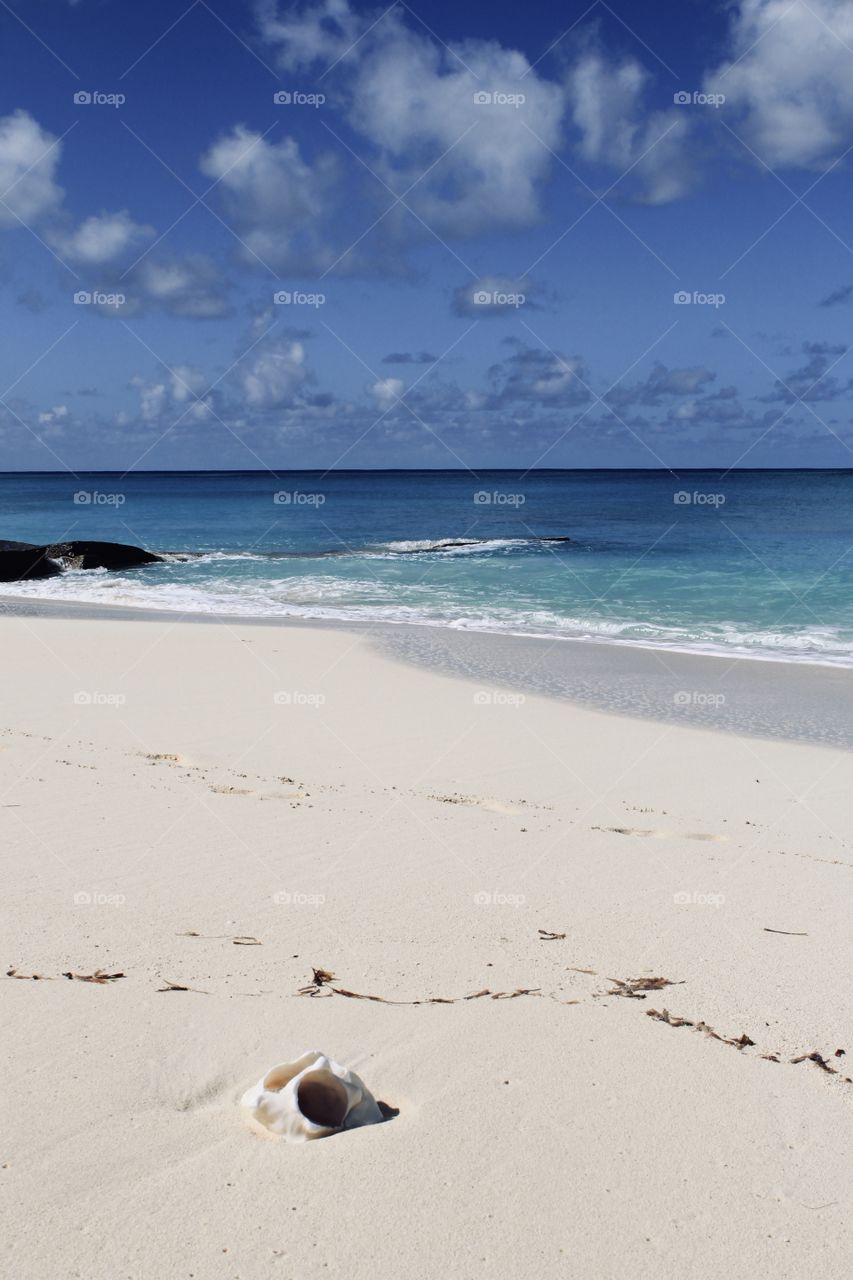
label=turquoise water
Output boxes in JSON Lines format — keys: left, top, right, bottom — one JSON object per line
{"left": 2, "top": 469, "right": 853, "bottom": 666}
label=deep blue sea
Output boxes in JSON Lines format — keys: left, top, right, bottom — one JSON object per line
{"left": 2, "top": 470, "right": 852, "bottom": 666}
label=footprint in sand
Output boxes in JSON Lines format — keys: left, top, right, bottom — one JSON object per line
{"left": 427, "top": 792, "right": 526, "bottom": 815}
{"left": 209, "top": 784, "right": 256, "bottom": 797}
{"left": 594, "top": 825, "right": 727, "bottom": 842}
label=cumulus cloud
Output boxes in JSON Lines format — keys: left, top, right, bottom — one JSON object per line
{"left": 241, "top": 338, "right": 311, "bottom": 410}
{"left": 369, "top": 376, "right": 405, "bottom": 409}
{"left": 169, "top": 365, "right": 208, "bottom": 404}
{"left": 665, "top": 386, "right": 748, "bottom": 428}
{"left": 129, "top": 364, "right": 214, "bottom": 425}
{"left": 760, "top": 341, "right": 852, "bottom": 402}
{"left": 200, "top": 126, "right": 338, "bottom": 272}
{"left": 486, "top": 340, "right": 590, "bottom": 407}
{"left": 37, "top": 404, "right": 68, "bottom": 425}
{"left": 48, "top": 210, "right": 154, "bottom": 265}
{"left": 259, "top": 1, "right": 564, "bottom": 239}
{"left": 256, "top": 0, "right": 362, "bottom": 70}
{"left": 128, "top": 376, "right": 168, "bottom": 424}
{"left": 0, "top": 111, "right": 64, "bottom": 226}
{"left": 606, "top": 363, "right": 717, "bottom": 408}
{"left": 566, "top": 52, "right": 693, "bottom": 204}
{"left": 707, "top": 0, "right": 853, "bottom": 168}
{"left": 134, "top": 255, "right": 231, "bottom": 318}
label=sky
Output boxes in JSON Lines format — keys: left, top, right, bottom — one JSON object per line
{"left": 2, "top": 0, "right": 853, "bottom": 470}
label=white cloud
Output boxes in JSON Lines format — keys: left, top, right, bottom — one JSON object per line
{"left": 37, "top": 404, "right": 68, "bottom": 424}
{"left": 567, "top": 52, "right": 693, "bottom": 204}
{"left": 369, "top": 376, "right": 404, "bottom": 408}
{"left": 242, "top": 339, "right": 310, "bottom": 409}
{"left": 486, "top": 341, "right": 590, "bottom": 407}
{"left": 199, "top": 126, "right": 338, "bottom": 271}
{"left": 259, "top": 1, "right": 564, "bottom": 238}
{"left": 706, "top": 0, "right": 853, "bottom": 168}
{"left": 255, "top": 0, "right": 361, "bottom": 69}
{"left": 606, "top": 363, "right": 717, "bottom": 408}
{"left": 129, "top": 375, "right": 168, "bottom": 424}
{"left": 49, "top": 211, "right": 153, "bottom": 264}
{"left": 129, "top": 366, "right": 213, "bottom": 424}
{"left": 135, "top": 255, "right": 230, "bottom": 318}
{"left": 0, "top": 111, "right": 64, "bottom": 227}
{"left": 169, "top": 365, "right": 207, "bottom": 403}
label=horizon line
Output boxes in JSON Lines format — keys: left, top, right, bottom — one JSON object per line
{"left": 3, "top": 466, "right": 853, "bottom": 476}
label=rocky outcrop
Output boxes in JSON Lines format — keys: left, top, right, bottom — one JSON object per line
{"left": 0, "top": 538, "right": 162, "bottom": 581}
{"left": 44, "top": 540, "right": 163, "bottom": 570}
{"left": 0, "top": 548, "right": 63, "bottom": 581}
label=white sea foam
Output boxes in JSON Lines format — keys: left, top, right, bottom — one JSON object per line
{"left": 4, "top": 571, "right": 853, "bottom": 667}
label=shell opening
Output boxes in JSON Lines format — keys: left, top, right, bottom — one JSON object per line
{"left": 296, "top": 1071, "right": 349, "bottom": 1128}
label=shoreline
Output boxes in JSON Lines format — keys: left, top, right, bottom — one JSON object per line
{"left": 3, "top": 585, "right": 853, "bottom": 669}
{"left": 3, "top": 594, "right": 852, "bottom": 747}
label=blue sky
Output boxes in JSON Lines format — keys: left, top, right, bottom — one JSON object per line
{"left": 2, "top": 0, "right": 853, "bottom": 469}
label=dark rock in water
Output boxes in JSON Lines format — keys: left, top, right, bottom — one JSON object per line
{"left": 44, "top": 540, "right": 163, "bottom": 570}
{"left": 0, "top": 548, "right": 63, "bottom": 581}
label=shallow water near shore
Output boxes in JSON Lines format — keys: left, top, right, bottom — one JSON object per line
{"left": 3, "top": 469, "right": 853, "bottom": 667}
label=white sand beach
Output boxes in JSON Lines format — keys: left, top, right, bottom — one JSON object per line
{"left": 1, "top": 613, "right": 851, "bottom": 1279}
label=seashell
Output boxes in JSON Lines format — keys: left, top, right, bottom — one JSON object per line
{"left": 240, "top": 1049, "right": 384, "bottom": 1142}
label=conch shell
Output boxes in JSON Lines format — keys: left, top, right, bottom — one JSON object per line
{"left": 241, "top": 1050, "right": 383, "bottom": 1142}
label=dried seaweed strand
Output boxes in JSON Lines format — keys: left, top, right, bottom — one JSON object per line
{"left": 645, "top": 1007, "right": 853, "bottom": 1083}
{"left": 62, "top": 970, "right": 124, "bottom": 984}
{"left": 604, "top": 976, "right": 683, "bottom": 1000}
{"left": 646, "top": 1007, "right": 754, "bottom": 1049}
{"left": 297, "top": 967, "right": 542, "bottom": 1004}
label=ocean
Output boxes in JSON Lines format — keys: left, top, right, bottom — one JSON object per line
{"left": 2, "top": 469, "right": 853, "bottom": 667}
